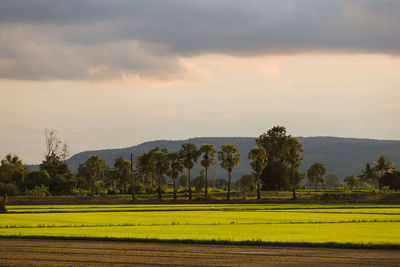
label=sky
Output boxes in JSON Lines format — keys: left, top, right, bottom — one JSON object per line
{"left": 1, "top": 0, "right": 400, "bottom": 164}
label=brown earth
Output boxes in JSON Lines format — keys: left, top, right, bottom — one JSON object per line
{"left": 0, "top": 239, "right": 399, "bottom": 266}
{"left": 6, "top": 191, "right": 400, "bottom": 205}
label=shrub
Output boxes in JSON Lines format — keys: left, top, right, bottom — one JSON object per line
{"left": 25, "top": 184, "right": 49, "bottom": 197}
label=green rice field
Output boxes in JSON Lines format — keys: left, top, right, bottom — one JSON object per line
{"left": 1, "top": 204, "right": 400, "bottom": 248}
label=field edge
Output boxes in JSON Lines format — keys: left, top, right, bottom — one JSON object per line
{"left": 1, "top": 234, "right": 399, "bottom": 250}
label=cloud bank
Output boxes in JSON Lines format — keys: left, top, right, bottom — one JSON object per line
{"left": 0, "top": 0, "right": 399, "bottom": 80}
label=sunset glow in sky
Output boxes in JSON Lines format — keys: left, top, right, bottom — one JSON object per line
{"left": 1, "top": 0, "right": 400, "bottom": 163}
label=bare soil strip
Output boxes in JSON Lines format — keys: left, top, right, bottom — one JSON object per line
{"left": 1, "top": 239, "right": 400, "bottom": 266}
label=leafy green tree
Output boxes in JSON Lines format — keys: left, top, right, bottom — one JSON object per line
{"left": 239, "top": 174, "right": 255, "bottom": 192}
{"left": 358, "top": 163, "right": 378, "bottom": 186}
{"left": 114, "top": 157, "right": 131, "bottom": 193}
{"left": 135, "top": 151, "right": 152, "bottom": 186}
{"left": 248, "top": 146, "right": 267, "bottom": 199}
{"left": 0, "top": 154, "right": 27, "bottom": 189}
{"left": 324, "top": 174, "right": 339, "bottom": 188}
{"left": 199, "top": 144, "right": 216, "bottom": 198}
{"left": 380, "top": 170, "right": 400, "bottom": 190}
{"left": 179, "top": 143, "right": 200, "bottom": 200}
{"left": 80, "top": 155, "right": 107, "bottom": 192}
{"left": 151, "top": 149, "right": 169, "bottom": 199}
{"left": 193, "top": 171, "right": 205, "bottom": 192}
{"left": 343, "top": 175, "right": 358, "bottom": 187}
{"left": 218, "top": 144, "right": 241, "bottom": 200}
{"left": 256, "top": 126, "right": 291, "bottom": 190}
{"left": 23, "top": 170, "right": 51, "bottom": 191}
{"left": 285, "top": 137, "right": 303, "bottom": 199}
{"left": 167, "top": 152, "right": 183, "bottom": 200}
{"left": 374, "top": 155, "right": 394, "bottom": 188}
{"left": 307, "top": 162, "right": 327, "bottom": 189}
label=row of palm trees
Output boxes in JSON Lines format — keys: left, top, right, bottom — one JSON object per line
{"left": 134, "top": 142, "right": 271, "bottom": 200}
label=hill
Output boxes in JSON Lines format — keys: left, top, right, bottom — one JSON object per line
{"left": 64, "top": 136, "right": 400, "bottom": 181}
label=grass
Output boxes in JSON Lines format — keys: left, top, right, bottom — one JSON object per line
{"left": 1, "top": 204, "right": 400, "bottom": 249}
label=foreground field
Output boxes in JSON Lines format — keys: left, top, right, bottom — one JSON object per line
{"left": 1, "top": 204, "right": 400, "bottom": 248}
{"left": 1, "top": 239, "right": 400, "bottom": 266}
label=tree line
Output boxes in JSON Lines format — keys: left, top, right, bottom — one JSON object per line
{"left": 1, "top": 126, "right": 399, "bottom": 203}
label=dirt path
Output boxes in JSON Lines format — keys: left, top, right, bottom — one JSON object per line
{"left": 1, "top": 239, "right": 399, "bottom": 266}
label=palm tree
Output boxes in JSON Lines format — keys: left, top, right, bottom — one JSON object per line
{"left": 199, "top": 144, "right": 216, "bottom": 198}
{"left": 179, "top": 143, "right": 200, "bottom": 200}
{"left": 374, "top": 155, "right": 394, "bottom": 188}
{"left": 167, "top": 152, "right": 183, "bottom": 200}
{"left": 285, "top": 137, "right": 303, "bottom": 200}
{"left": 248, "top": 146, "right": 267, "bottom": 200}
{"left": 359, "top": 163, "right": 378, "bottom": 186}
{"left": 151, "top": 149, "right": 169, "bottom": 200}
{"left": 218, "top": 144, "right": 241, "bottom": 200}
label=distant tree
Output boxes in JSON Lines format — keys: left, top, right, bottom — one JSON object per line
{"left": 256, "top": 126, "right": 291, "bottom": 190}
{"left": 178, "top": 174, "right": 187, "bottom": 188}
{"left": 218, "top": 144, "right": 241, "bottom": 200}
{"left": 284, "top": 137, "right": 303, "bottom": 200}
{"left": 114, "top": 157, "right": 131, "bottom": 193}
{"left": 380, "top": 170, "right": 400, "bottom": 190}
{"left": 0, "top": 154, "right": 27, "bottom": 190}
{"left": 324, "top": 174, "right": 340, "bottom": 188}
{"left": 248, "top": 146, "right": 267, "bottom": 199}
{"left": 307, "top": 162, "right": 327, "bottom": 189}
{"left": 44, "top": 128, "right": 69, "bottom": 161}
{"left": 135, "top": 151, "right": 152, "bottom": 185}
{"left": 167, "top": 152, "right": 183, "bottom": 200}
{"left": 199, "top": 144, "right": 216, "bottom": 198}
{"left": 358, "top": 163, "right": 378, "bottom": 186}
{"left": 343, "top": 175, "right": 358, "bottom": 187}
{"left": 374, "top": 155, "right": 394, "bottom": 188}
{"left": 239, "top": 174, "right": 255, "bottom": 192}
{"left": 80, "top": 155, "right": 107, "bottom": 192}
{"left": 23, "top": 170, "right": 51, "bottom": 191}
{"left": 151, "top": 149, "right": 169, "bottom": 199}
{"left": 193, "top": 170, "right": 205, "bottom": 192}
{"left": 179, "top": 143, "right": 200, "bottom": 200}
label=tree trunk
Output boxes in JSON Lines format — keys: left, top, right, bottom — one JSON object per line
{"left": 173, "top": 179, "right": 177, "bottom": 200}
{"left": 158, "top": 176, "right": 162, "bottom": 200}
{"left": 205, "top": 168, "right": 208, "bottom": 198}
{"left": 292, "top": 167, "right": 297, "bottom": 200}
{"left": 227, "top": 171, "right": 231, "bottom": 200}
{"left": 131, "top": 153, "right": 135, "bottom": 201}
{"left": 188, "top": 168, "right": 192, "bottom": 200}
{"left": 257, "top": 177, "right": 261, "bottom": 200}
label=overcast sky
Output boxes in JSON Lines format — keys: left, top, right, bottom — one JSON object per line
{"left": 1, "top": 0, "right": 400, "bottom": 163}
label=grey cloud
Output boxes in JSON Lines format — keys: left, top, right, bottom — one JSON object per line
{"left": 0, "top": 0, "right": 399, "bottom": 80}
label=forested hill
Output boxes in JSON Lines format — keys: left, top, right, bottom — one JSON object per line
{"left": 64, "top": 137, "right": 400, "bottom": 182}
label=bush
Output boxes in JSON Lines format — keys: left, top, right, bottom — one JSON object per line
{"left": 0, "top": 200, "right": 6, "bottom": 213}
{"left": 5, "top": 183, "right": 18, "bottom": 196}
{"left": 25, "top": 184, "right": 49, "bottom": 197}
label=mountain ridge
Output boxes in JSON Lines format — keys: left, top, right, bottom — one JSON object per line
{"left": 61, "top": 136, "right": 400, "bottom": 181}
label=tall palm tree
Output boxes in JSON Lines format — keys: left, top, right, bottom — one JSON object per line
{"left": 179, "top": 143, "right": 200, "bottom": 200}
{"left": 359, "top": 163, "right": 378, "bottom": 186}
{"left": 374, "top": 155, "right": 394, "bottom": 188}
{"left": 218, "top": 144, "right": 241, "bottom": 200}
{"left": 199, "top": 144, "right": 216, "bottom": 198}
{"left": 167, "top": 152, "right": 183, "bottom": 200}
{"left": 285, "top": 137, "right": 303, "bottom": 200}
{"left": 248, "top": 146, "right": 267, "bottom": 200}
{"left": 151, "top": 149, "right": 169, "bottom": 200}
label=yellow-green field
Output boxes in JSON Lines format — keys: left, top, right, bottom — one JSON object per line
{"left": 1, "top": 204, "right": 400, "bottom": 248}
